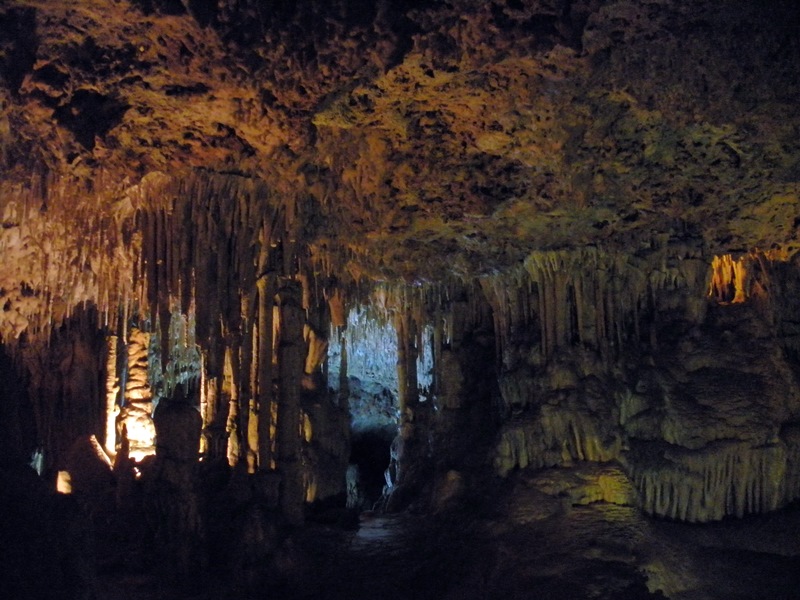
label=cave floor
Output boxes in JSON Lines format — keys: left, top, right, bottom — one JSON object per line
{"left": 95, "top": 497, "right": 800, "bottom": 600}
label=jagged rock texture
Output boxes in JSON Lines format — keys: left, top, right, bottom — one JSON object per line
{"left": 0, "top": 0, "right": 799, "bottom": 528}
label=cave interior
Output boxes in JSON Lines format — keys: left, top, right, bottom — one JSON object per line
{"left": 1, "top": 1, "right": 800, "bottom": 599}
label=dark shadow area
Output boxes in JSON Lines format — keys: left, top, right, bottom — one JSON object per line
{"left": 349, "top": 429, "right": 393, "bottom": 509}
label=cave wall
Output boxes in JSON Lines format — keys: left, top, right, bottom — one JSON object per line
{"left": 486, "top": 247, "right": 800, "bottom": 521}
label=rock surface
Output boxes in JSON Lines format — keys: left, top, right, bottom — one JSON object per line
{"left": 1, "top": 2, "right": 800, "bottom": 596}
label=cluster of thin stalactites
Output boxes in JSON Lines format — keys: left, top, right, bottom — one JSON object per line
{"left": 2, "top": 171, "right": 796, "bottom": 519}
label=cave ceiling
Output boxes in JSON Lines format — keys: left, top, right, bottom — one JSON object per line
{"left": 0, "top": 0, "right": 799, "bottom": 338}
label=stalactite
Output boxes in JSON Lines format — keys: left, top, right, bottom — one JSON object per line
{"left": 406, "top": 315, "right": 420, "bottom": 410}
{"left": 202, "top": 357, "right": 224, "bottom": 458}
{"left": 303, "top": 324, "right": 328, "bottom": 379}
{"left": 706, "top": 251, "right": 785, "bottom": 307}
{"left": 475, "top": 246, "right": 716, "bottom": 369}
{"left": 627, "top": 440, "right": 792, "bottom": 522}
{"left": 145, "top": 210, "right": 158, "bottom": 321}
{"left": 495, "top": 408, "right": 622, "bottom": 477}
{"left": 327, "top": 288, "right": 346, "bottom": 328}
{"left": 708, "top": 254, "right": 746, "bottom": 303}
{"left": 432, "top": 306, "right": 443, "bottom": 399}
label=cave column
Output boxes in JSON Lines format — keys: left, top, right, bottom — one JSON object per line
{"left": 395, "top": 309, "right": 420, "bottom": 425}
{"left": 200, "top": 359, "right": 221, "bottom": 458}
{"left": 239, "top": 290, "right": 258, "bottom": 471}
{"left": 224, "top": 343, "right": 240, "bottom": 466}
{"left": 256, "top": 273, "right": 277, "bottom": 472}
{"left": 276, "top": 278, "right": 305, "bottom": 525}
{"left": 104, "top": 334, "right": 121, "bottom": 456}
{"left": 200, "top": 330, "right": 230, "bottom": 461}
{"left": 392, "top": 308, "right": 420, "bottom": 490}
{"left": 117, "top": 327, "right": 156, "bottom": 461}
{"left": 329, "top": 287, "right": 349, "bottom": 406}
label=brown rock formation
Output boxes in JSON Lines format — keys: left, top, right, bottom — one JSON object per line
{"left": 1, "top": 2, "right": 800, "bottom": 596}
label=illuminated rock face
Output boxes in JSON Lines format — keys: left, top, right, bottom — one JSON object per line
{"left": 489, "top": 249, "right": 800, "bottom": 521}
{"left": 0, "top": 0, "right": 799, "bottom": 532}
{"left": 119, "top": 327, "right": 156, "bottom": 461}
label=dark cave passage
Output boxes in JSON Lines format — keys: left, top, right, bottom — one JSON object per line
{"left": 348, "top": 429, "right": 393, "bottom": 510}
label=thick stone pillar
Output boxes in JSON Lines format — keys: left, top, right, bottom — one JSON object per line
{"left": 151, "top": 395, "right": 204, "bottom": 579}
{"left": 385, "top": 309, "right": 426, "bottom": 511}
{"left": 256, "top": 273, "right": 277, "bottom": 472}
{"left": 395, "top": 310, "right": 419, "bottom": 428}
{"left": 239, "top": 290, "right": 258, "bottom": 471}
{"left": 277, "top": 279, "right": 305, "bottom": 525}
{"left": 117, "top": 328, "right": 155, "bottom": 461}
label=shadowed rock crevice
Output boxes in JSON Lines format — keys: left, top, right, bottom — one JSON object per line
{"left": 54, "top": 89, "right": 130, "bottom": 150}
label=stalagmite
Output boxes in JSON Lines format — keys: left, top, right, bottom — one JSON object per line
{"left": 151, "top": 391, "right": 204, "bottom": 578}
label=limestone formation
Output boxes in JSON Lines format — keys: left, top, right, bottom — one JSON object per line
{"left": 1, "top": 0, "right": 799, "bottom": 597}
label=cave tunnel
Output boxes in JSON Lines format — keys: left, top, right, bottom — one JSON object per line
{"left": 3, "top": 0, "right": 800, "bottom": 598}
